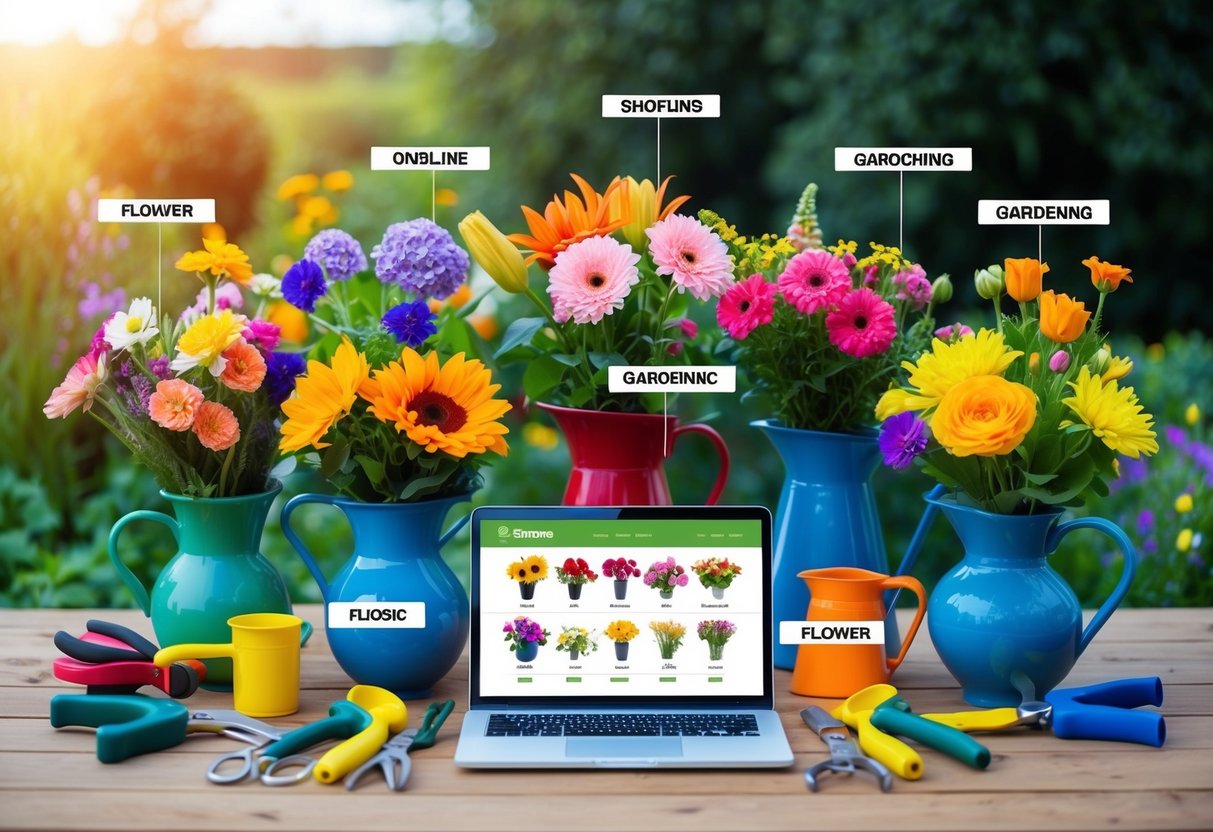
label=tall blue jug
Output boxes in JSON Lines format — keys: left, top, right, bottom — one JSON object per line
{"left": 281, "top": 491, "right": 471, "bottom": 699}
{"left": 754, "top": 420, "right": 901, "bottom": 670}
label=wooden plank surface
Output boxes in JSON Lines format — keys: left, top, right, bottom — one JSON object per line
{"left": 0, "top": 606, "right": 1209, "bottom": 832}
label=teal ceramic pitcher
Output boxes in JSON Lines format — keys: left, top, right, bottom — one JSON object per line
{"left": 898, "top": 488, "right": 1136, "bottom": 706}
{"left": 281, "top": 490, "right": 472, "bottom": 698}
{"left": 108, "top": 482, "right": 308, "bottom": 687}
{"left": 755, "top": 420, "right": 901, "bottom": 670}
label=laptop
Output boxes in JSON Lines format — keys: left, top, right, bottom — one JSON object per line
{"left": 454, "top": 505, "right": 794, "bottom": 769}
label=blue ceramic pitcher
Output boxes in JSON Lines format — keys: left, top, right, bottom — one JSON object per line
{"left": 280, "top": 491, "right": 472, "bottom": 698}
{"left": 899, "top": 488, "right": 1136, "bottom": 707}
{"left": 754, "top": 420, "right": 901, "bottom": 670}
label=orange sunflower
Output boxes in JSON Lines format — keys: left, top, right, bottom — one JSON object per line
{"left": 507, "top": 174, "right": 632, "bottom": 270}
{"left": 361, "top": 349, "right": 511, "bottom": 458}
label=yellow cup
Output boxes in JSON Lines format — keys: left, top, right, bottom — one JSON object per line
{"left": 154, "top": 613, "right": 302, "bottom": 718}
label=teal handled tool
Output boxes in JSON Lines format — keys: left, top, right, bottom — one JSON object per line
{"left": 208, "top": 698, "right": 373, "bottom": 785}
{"left": 345, "top": 699, "right": 455, "bottom": 791}
{"left": 51, "top": 694, "right": 190, "bottom": 763}
{"left": 869, "top": 695, "right": 992, "bottom": 770}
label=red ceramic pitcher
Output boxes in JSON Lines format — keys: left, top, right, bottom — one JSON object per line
{"left": 537, "top": 402, "right": 730, "bottom": 506}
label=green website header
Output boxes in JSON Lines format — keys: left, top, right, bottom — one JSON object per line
{"left": 480, "top": 519, "right": 761, "bottom": 548}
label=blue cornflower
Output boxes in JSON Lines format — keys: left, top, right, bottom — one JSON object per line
{"left": 382, "top": 300, "right": 438, "bottom": 347}
{"left": 264, "top": 352, "right": 307, "bottom": 406}
{"left": 281, "top": 259, "right": 327, "bottom": 312}
{"left": 371, "top": 218, "right": 469, "bottom": 299}
{"left": 303, "top": 229, "right": 368, "bottom": 282}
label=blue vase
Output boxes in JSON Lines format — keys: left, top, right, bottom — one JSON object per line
{"left": 754, "top": 420, "right": 900, "bottom": 670}
{"left": 281, "top": 491, "right": 472, "bottom": 699}
{"left": 515, "top": 641, "right": 539, "bottom": 663}
{"left": 923, "top": 493, "right": 1136, "bottom": 707}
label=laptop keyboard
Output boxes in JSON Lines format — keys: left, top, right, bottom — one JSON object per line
{"left": 485, "top": 713, "right": 760, "bottom": 737}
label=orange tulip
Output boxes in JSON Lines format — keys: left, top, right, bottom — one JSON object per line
{"left": 1039, "top": 290, "right": 1091, "bottom": 344}
{"left": 1003, "top": 257, "right": 1049, "bottom": 302}
{"left": 1082, "top": 256, "right": 1132, "bottom": 293}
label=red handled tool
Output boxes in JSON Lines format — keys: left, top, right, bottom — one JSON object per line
{"left": 53, "top": 619, "right": 205, "bottom": 698}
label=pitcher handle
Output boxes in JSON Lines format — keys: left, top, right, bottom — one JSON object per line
{"left": 280, "top": 494, "right": 344, "bottom": 602}
{"left": 672, "top": 423, "right": 731, "bottom": 505}
{"left": 107, "top": 510, "right": 179, "bottom": 616}
{"left": 1045, "top": 516, "right": 1136, "bottom": 657}
{"left": 895, "top": 484, "right": 948, "bottom": 578}
{"left": 880, "top": 575, "right": 926, "bottom": 671}
{"left": 439, "top": 512, "right": 472, "bottom": 548}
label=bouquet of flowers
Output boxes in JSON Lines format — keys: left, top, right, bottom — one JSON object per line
{"left": 44, "top": 235, "right": 303, "bottom": 497}
{"left": 503, "top": 616, "right": 549, "bottom": 652}
{"left": 691, "top": 557, "right": 742, "bottom": 591}
{"left": 875, "top": 256, "right": 1158, "bottom": 514}
{"left": 605, "top": 620, "right": 639, "bottom": 643}
{"left": 555, "top": 626, "right": 598, "bottom": 658}
{"left": 702, "top": 184, "right": 950, "bottom": 431}
{"left": 643, "top": 556, "right": 690, "bottom": 597}
{"left": 273, "top": 220, "right": 512, "bottom": 502}
{"left": 506, "top": 555, "right": 548, "bottom": 600}
{"left": 650, "top": 620, "right": 686, "bottom": 660}
{"left": 459, "top": 174, "right": 729, "bottom": 411}
{"left": 602, "top": 557, "right": 641, "bottom": 582}
{"left": 697, "top": 619, "right": 737, "bottom": 661}
{"left": 555, "top": 557, "right": 598, "bottom": 585}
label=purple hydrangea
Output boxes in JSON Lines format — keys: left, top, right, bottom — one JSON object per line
{"left": 371, "top": 219, "right": 469, "bottom": 299}
{"left": 382, "top": 299, "right": 437, "bottom": 347}
{"left": 281, "top": 259, "right": 327, "bottom": 313}
{"left": 264, "top": 352, "right": 307, "bottom": 406}
{"left": 879, "top": 412, "right": 930, "bottom": 470}
{"left": 304, "top": 229, "right": 368, "bottom": 282}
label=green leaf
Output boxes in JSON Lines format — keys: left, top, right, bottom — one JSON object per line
{"left": 320, "top": 439, "right": 350, "bottom": 478}
{"left": 269, "top": 455, "right": 297, "bottom": 480}
{"left": 1023, "top": 471, "right": 1058, "bottom": 485}
{"left": 550, "top": 353, "right": 583, "bottom": 367}
{"left": 523, "top": 355, "right": 566, "bottom": 400}
{"left": 588, "top": 352, "right": 627, "bottom": 370}
{"left": 494, "top": 317, "right": 544, "bottom": 358}
{"left": 567, "top": 384, "right": 595, "bottom": 407}
{"left": 398, "top": 470, "right": 455, "bottom": 501}
{"left": 354, "top": 454, "right": 386, "bottom": 485}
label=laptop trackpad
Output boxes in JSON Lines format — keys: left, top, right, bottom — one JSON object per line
{"left": 566, "top": 738, "right": 683, "bottom": 758}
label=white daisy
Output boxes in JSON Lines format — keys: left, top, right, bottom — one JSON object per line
{"left": 104, "top": 297, "right": 160, "bottom": 351}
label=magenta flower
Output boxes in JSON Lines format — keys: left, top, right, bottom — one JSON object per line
{"left": 717, "top": 274, "right": 776, "bottom": 340}
{"left": 547, "top": 235, "right": 641, "bottom": 324}
{"left": 1048, "top": 349, "right": 1071, "bottom": 373}
{"left": 892, "top": 265, "right": 932, "bottom": 310}
{"left": 777, "top": 250, "right": 851, "bottom": 315}
{"left": 934, "top": 323, "right": 975, "bottom": 341}
{"left": 243, "top": 319, "right": 281, "bottom": 354}
{"left": 826, "top": 288, "right": 897, "bottom": 358}
{"left": 646, "top": 214, "right": 734, "bottom": 301}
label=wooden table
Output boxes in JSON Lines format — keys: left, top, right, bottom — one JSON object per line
{"left": 1, "top": 606, "right": 1209, "bottom": 831}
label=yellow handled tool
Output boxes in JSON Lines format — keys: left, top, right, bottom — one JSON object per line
{"left": 313, "top": 685, "right": 407, "bottom": 784}
{"left": 920, "top": 702, "right": 1051, "bottom": 733}
{"left": 831, "top": 684, "right": 924, "bottom": 780}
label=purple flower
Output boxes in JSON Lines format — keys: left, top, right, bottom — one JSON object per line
{"left": 879, "top": 412, "right": 930, "bottom": 470}
{"left": 147, "top": 355, "right": 172, "bottom": 380}
{"left": 371, "top": 219, "right": 469, "bottom": 299}
{"left": 304, "top": 229, "right": 368, "bottom": 282}
{"left": 643, "top": 572, "right": 657, "bottom": 586}
{"left": 264, "top": 352, "right": 307, "bottom": 406}
{"left": 1048, "top": 349, "right": 1071, "bottom": 373}
{"left": 893, "top": 265, "right": 932, "bottom": 310}
{"left": 676, "top": 573, "right": 689, "bottom": 587}
{"left": 89, "top": 315, "right": 114, "bottom": 358}
{"left": 381, "top": 300, "right": 437, "bottom": 347}
{"left": 184, "top": 282, "right": 244, "bottom": 317}
{"left": 934, "top": 323, "right": 975, "bottom": 341}
{"left": 1164, "top": 425, "right": 1188, "bottom": 450}
{"left": 1136, "top": 509, "right": 1155, "bottom": 535}
{"left": 78, "top": 281, "right": 127, "bottom": 320}
{"left": 281, "top": 259, "right": 327, "bottom": 313}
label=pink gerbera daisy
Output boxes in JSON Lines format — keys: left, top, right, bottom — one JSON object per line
{"left": 43, "top": 353, "right": 108, "bottom": 418}
{"left": 716, "top": 275, "right": 777, "bottom": 340}
{"left": 646, "top": 214, "right": 733, "bottom": 301}
{"left": 826, "top": 288, "right": 897, "bottom": 358}
{"left": 547, "top": 235, "right": 641, "bottom": 324}
{"left": 777, "top": 250, "right": 851, "bottom": 314}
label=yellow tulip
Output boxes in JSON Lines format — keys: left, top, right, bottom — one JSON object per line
{"left": 1039, "top": 290, "right": 1091, "bottom": 344}
{"left": 459, "top": 211, "right": 529, "bottom": 294}
{"left": 1004, "top": 257, "right": 1049, "bottom": 302}
{"left": 616, "top": 176, "right": 692, "bottom": 252}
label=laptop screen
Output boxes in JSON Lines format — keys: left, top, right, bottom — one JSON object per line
{"left": 469, "top": 507, "right": 772, "bottom": 707}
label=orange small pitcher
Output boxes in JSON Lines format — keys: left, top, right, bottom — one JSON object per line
{"left": 790, "top": 567, "right": 926, "bottom": 699}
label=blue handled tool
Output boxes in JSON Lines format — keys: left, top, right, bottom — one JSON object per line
{"left": 921, "top": 676, "right": 1166, "bottom": 747}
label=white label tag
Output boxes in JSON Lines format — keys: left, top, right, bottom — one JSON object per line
{"left": 370, "top": 147, "right": 491, "bottom": 170}
{"left": 607, "top": 365, "right": 736, "bottom": 393}
{"left": 834, "top": 147, "right": 973, "bottom": 171}
{"left": 327, "top": 602, "right": 426, "bottom": 629}
{"left": 779, "top": 620, "right": 884, "bottom": 645}
{"left": 601, "top": 95, "right": 721, "bottom": 118}
{"left": 977, "top": 200, "right": 1110, "bottom": 225}
{"left": 97, "top": 199, "right": 215, "bottom": 223}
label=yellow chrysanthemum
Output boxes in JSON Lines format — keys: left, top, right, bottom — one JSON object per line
{"left": 361, "top": 349, "right": 511, "bottom": 458}
{"left": 279, "top": 339, "right": 370, "bottom": 452}
{"left": 1061, "top": 367, "right": 1159, "bottom": 459}
{"left": 170, "top": 309, "right": 247, "bottom": 376}
{"left": 606, "top": 620, "right": 639, "bottom": 643}
{"left": 1102, "top": 355, "right": 1132, "bottom": 383}
{"left": 175, "top": 237, "right": 254, "bottom": 285}
{"left": 875, "top": 329, "right": 1022, "bottom": 421}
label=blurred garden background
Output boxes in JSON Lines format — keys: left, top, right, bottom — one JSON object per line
{"left": 2, "top": 0, "right": 1211, "bottom": 609}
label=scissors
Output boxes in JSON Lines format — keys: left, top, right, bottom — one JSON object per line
{"left": 345, "top": 699, "right": 455, "bottom": 791}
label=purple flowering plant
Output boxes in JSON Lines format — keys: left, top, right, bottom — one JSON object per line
{"left": 643, "top": 557, "right": 690, "bottom": 594}
{"left": 503, "top": 616, "right": 550, "bottom": 651}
